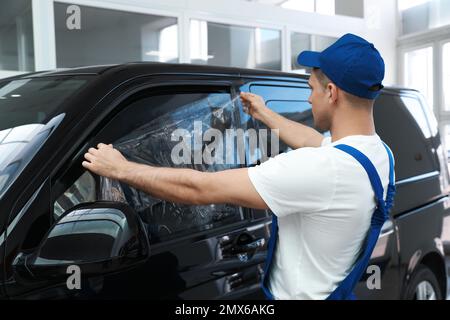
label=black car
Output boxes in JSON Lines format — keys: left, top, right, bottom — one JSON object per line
{"left": 0, "top": 63, "right": 448, "bottom": 300}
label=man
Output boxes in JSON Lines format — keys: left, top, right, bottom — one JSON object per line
{"left": 82, "top": 33, "right": 394, "bottom": 300}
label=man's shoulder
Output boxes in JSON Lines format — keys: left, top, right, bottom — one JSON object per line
{"left": 315, "top": 135, "right": 390, "bottom": 164}
{"left": 288, "top": 143, "right": 340, "bottom": 158}
{"left": 275, "top": 146, "right": 337, "bottom": 172}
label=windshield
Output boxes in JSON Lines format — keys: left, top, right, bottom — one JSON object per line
{"left": 0, "top": 76, "right": 89, "bottom": 200}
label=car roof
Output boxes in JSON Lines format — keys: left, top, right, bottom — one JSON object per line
{"left": 3, "top": 62, "right": 419, "bottom": 94}
{"left": 12, "top": 62, "right": 308, "bottom": 82}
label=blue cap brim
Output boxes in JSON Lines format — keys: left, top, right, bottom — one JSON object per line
{"left": 297, "top": 51, "right": 321, "bottom": 68}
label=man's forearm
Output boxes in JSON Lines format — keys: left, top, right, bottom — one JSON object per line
{"left": 117, "top": 161, "right": 207, "bottom": 205}
{"left": 83, "top": 143, "right": 268, "bottom": 210}
{"left": 261, "top": 108, "right": 324, "bottom": 149}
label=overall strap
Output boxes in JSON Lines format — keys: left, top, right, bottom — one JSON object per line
{"left": 261, "top": 215, "right": 278, "bottom": 300}
{"left": 334, "top": 144, "right": 386, "bottom": 226}
{"left": 382, "top": 142, "right": 396, "bottom": 212}
{"left": 326, "top": 143, "right": 395, "bottom": 300}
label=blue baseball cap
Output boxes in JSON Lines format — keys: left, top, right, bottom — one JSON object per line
{"left": 297, "top": 33, "right": 385, "bottom": 100}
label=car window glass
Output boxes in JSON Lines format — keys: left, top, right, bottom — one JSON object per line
{"left": 53, "top": 171, "right": 96, "bottom": 219}
{"left": 59, "top": 90, "right": 245, "bottom": 244}
{"left": 265, "top": 100, "right": 314, "bottom": 154}
{"left": 0, "top": 77, "right": 89, "bottom": 201}
{"left": 100, "top": 92, "right": 244, "bottom": 243}
{"left": 374, "top": 94, "right": 437, "bottom": 181}
{"left": 401, "top": 96, "right": 431, "bottom": 138}
{"left": 245, "top": 84, "right": 314, "bottom": 164}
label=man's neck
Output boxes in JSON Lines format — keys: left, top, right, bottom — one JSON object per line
{"left": 330, "top": 105, "right": 376, "bottom": 143}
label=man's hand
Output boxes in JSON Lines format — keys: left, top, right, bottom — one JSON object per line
{"left": 82, "top": 143, "right": 129, "bottom": 180}
{"left": 240, "top": 92, "right": 273, "bottom": 122}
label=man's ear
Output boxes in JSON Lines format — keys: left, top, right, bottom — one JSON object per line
{"left": 327, "top": 83, "right": 338, "bottom": 104}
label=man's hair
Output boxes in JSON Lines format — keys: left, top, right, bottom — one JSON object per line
{"left": 312, "top": 67, "right": 374, "bottom": 106}
{"left": 312, "top": 68, "right": 330, "bottom": 88}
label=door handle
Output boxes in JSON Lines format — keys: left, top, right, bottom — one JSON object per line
{"left": 239, "top": 238, "right": 265, "bottom": 250}
{"left": 220, "top": 233, "right": 266, "bottom": 261}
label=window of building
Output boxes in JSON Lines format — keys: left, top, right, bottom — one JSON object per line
{"left": 0, "top": 0, "right": 34, "bottom": 72}
{"left": 53, "top": 2, "right": 178, "bottom": 67}
{"left": 399, "top": 0, "right": 450, "bottom": 35}
{"left": 190, "top": 20, "right": 281, "bottom": 70}
{"left": 444, "top": 42, "right": 450, "bottom": 111}
{"left": 404, "top": 47, "right": 434, "bottom": 110}
{"left": 291, "top": 32, "right": 312, "bottom": 72}
{"left": 291, "top": 32, "right": 337, "bottom": 72}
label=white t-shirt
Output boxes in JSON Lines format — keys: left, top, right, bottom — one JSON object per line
{"left": 247, "top": 134, "right": 392, "bottom": 300}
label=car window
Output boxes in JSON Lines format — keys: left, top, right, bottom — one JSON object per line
{"left": 53, "top": 89, "right": 245, "bottom": 243}
{"left": 0, "top": 77, "right": 89, "bottom": 201}
{"left": 374, "top": 93, "right": 437, "bottom": 181}
{"left": 265, "top": 100, "right": 314, "bottom": 153}
{"left": 400, "top": 96, "right": 432, "bottom": 138}
{"left": 101, "top": 91, "right": 245, "bottom": 243}
{"left": 245, "top": 83, "right": 314, "bottom": 164}
{"left": 249, "top": 84, "right": 310, "bottom": 101}
{"left": 54, "top": 171, "right": 96, "bottom": 219}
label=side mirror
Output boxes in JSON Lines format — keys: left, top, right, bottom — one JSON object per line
{"left": 13, "top": 201, "right": 150, "bottom": 281}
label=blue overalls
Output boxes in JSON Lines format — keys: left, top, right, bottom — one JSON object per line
{"left": 261, "top": 142, "right": 396, "bottom": 300}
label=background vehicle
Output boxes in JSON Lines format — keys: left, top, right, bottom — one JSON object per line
{"left": 0, "top": 63, "right": 448, "bottom": 299}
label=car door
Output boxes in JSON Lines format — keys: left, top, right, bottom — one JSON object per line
{"left": 47, "top": 82, "right": 270, "bottom": 299}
